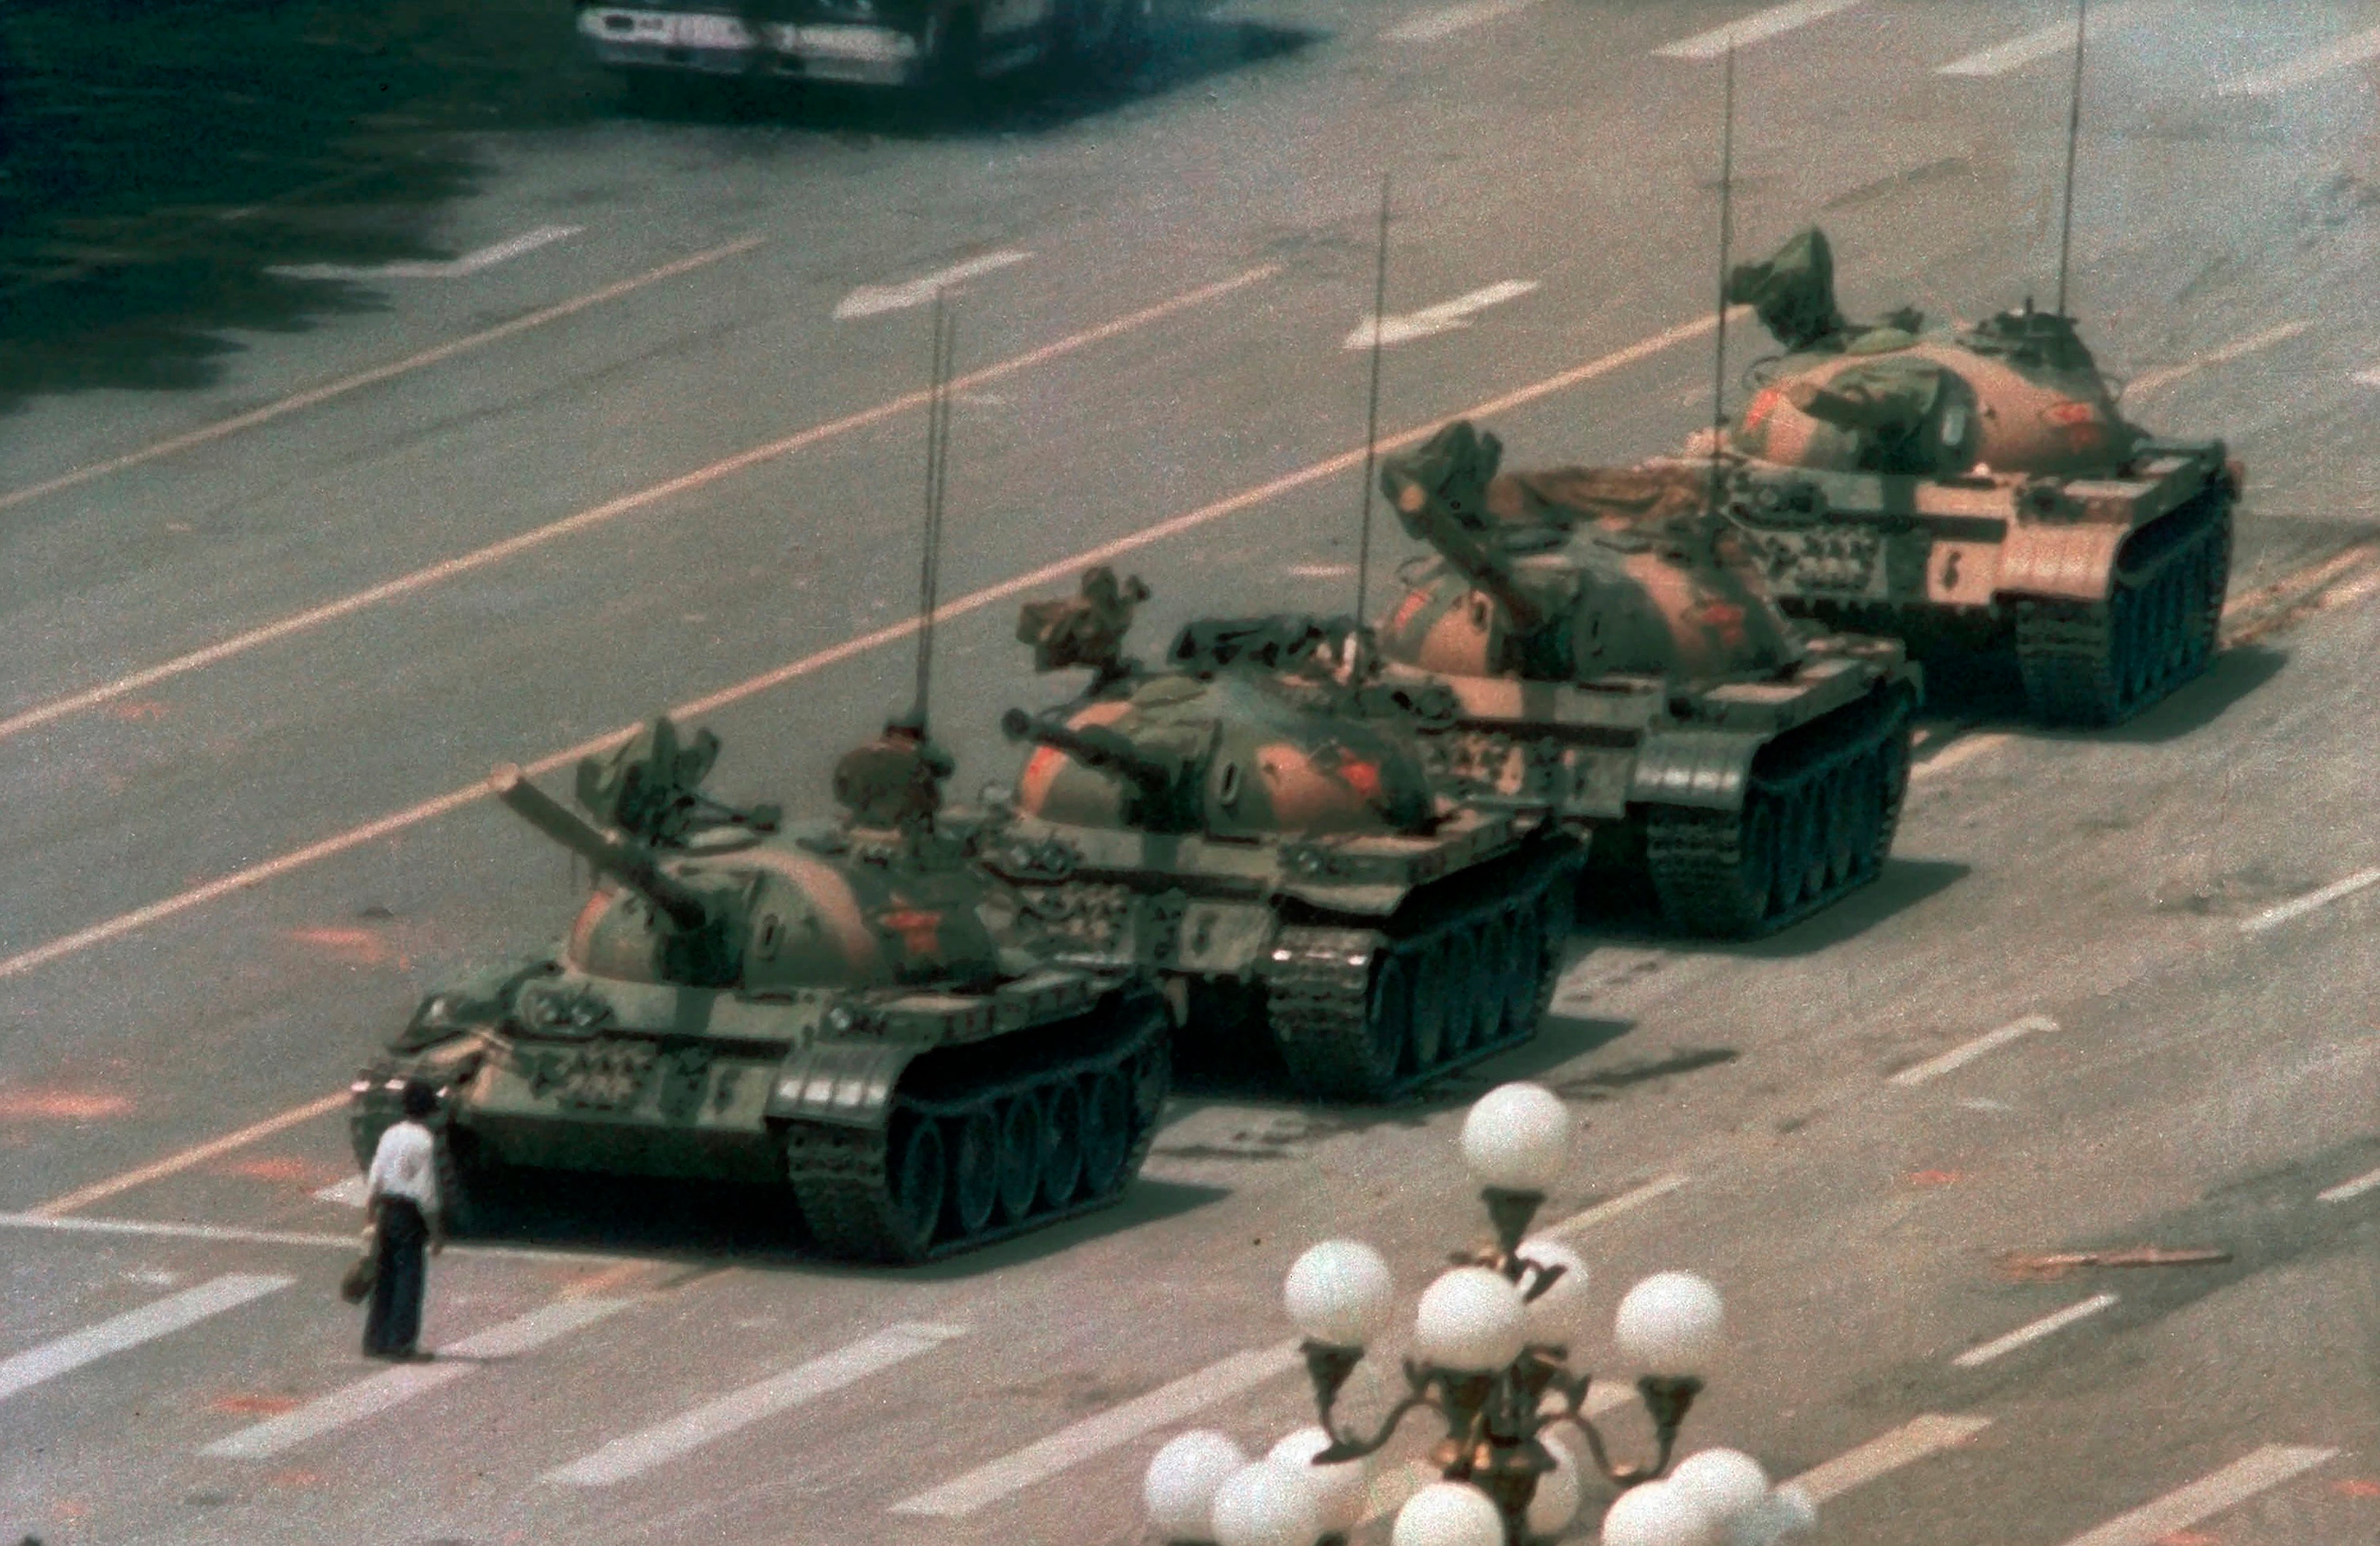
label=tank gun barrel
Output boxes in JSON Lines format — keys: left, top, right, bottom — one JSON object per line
{"left": 490, "top": 764, "right": 712, "bottom": 932}
{"left": 999, "top": 709, "right": 1175, "bottom": 800}
{"left": 1383, "top": 480, "right": 1547, "bottom": 635}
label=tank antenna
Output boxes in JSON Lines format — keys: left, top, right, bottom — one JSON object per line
{"left": 1352, "top": 172, "right": 1393, "bottom": 638}
{"left": 2053, "top": 0, "right": 2088, "bottom": 316}
{"left": 912, "top": 291, "right": 956, "bottom": 735}
{"left": 1705, "top": 39, "right": 1738, "bottom": 514}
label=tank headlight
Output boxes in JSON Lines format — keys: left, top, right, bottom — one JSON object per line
{"left": 823, "top": 1005, "right": 857, "bottom": 1035}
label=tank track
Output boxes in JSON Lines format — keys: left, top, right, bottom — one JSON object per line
{"left": 2014, "top": 490, "right": 2233, "bottom": 727}
{"left": 1261, "top": 846, "right": 1582, "bottom": 1103}
{"left": 784, "top": 996, "right": 1170, "bottom": 1265}
{"left": 1642, "top": 685, "right": 1915, "bottom": 938}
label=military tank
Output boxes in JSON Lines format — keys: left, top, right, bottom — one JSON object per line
{"left": 348, "top": 717, "right": 1170, "bottom": 1264}
{"left": 1712, "top": 226, "right": 2241, "bottom": 726}
{"left": 1370, "top": 419, "right": 1920, "bottom": 940}
{"left": 980, "top": 569, "right": 1585, "bottom": 1103}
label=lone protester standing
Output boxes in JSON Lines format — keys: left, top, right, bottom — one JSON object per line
{"left": 362, "top": 1079, "right": 446, "bottom": 1360}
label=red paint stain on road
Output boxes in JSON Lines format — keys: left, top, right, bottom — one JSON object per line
{"left": 107, "top": 699, "right": 168, "bottom": 722}
{"left": 1904, "top": 1169, "right": 1965, "bottom": 1187}
{"left": 2153, "top": 1533, "right": 2217, "bottom": 1546}
{"left": 264, "top": 1469, "right": 325, "bottom": 1489}
{"left": 217, "top": 1155, "right": 328, "bottom": 1186}
{"left": 0, "top": 1090, "right": 135, "bottom": 1121}
{"left": 210, "top": 1393, "right": 303, "bottom": 1416}
{"left": 282, "top": 926, "right": 390, "bottom": 965}
{"left": 2335, "top": 1478, "right": 2380, "bottom": 1498}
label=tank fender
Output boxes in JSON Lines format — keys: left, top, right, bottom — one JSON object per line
{"left": 1629, "top": 729, "right": 1765, "bottom": 812}
{"left": 1170, "top": 898, "right": 1281, "bottom": 974}
{"left": 767, "top": 1041, "right": 919, "bottom": 1131}
{"left": 1994, "top": 521, "right": 2127, "bottom": 603}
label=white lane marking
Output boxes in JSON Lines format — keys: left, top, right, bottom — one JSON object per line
{"left": 1950, "top": 1293, "right": 2117, "bottom": 1368}
{"left": 1388, "top": 0, "right": 1538, "bottom": 43}
{"left": 1935, "top": 0, "right": 2153, "bottom": 77}
{"left": 0, "top": 265, "right": 1273, "bottom": 752}
{"left": 1542, "top": 1174, "right": 1690, "bottom": 1240}
{"left": 1654, "top": 0, "right": 1865, "bottom": 59}
{"left": 1890, "top": 1016, "right": 2057, "bottom": 1088}
{"left": 1910, "top": 730, "right": 2008, "bottom": 780}
{"left": 0, "top": 305, "right": 1723, "bottom": 986}
{"left": 2123, "top": 319, "right": 2310, "bottom": 399}
{"left": 2057, "top": 1446, "right": 2337, "bottom": 1546}
{"left": 27, "top": 1091, "right": 350, "bottom": 1217}
{"left": 891, "top": 1340, "right": 1302, "bottom": 1517}
{"left": 2218, "top": 24, "right": 2380, "bottom": 96}
{"left": 1788, "top": 1413, "right": 1992, "bottom": 1503}
{"left": 269, "top": 225, "right": 581, "bottom": 282}
{"left": 0, "top": 237, "right": 763, "bottom": 517}
{"left": 0, "top": 1274, "right": 290, "bottom": 1404}
{"left": 313, "top": 1176, "right": 370, "bottom": 1207}
{"left": 2318, "top": 1165, "right": 2380, "bottom": 1203}
{"left": 1345, "top": 280, "right": 1538, "bottom": 349}
{"left": 549, "top": 1322, "right": 966, "bottom": 1487}
{"left": 0, "top": 1209, "right": 645, "bottom": 1265}
{"left": 2355, "top": 367, "right": 2380, "bottom": 388}
{"left": 833, "top": 250, "right": 1033, "bottom": 319}
{"left": 204, "top": 1298, "right": 630, "bottom": 1459}
{"left": 2239, "top": 867, "right": 2380, "bottom": 934}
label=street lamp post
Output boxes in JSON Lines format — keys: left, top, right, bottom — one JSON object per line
{"left": 1142, "top": 1083, "right": 1815, "bottom": 1546}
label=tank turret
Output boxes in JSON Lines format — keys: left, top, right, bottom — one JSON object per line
{"left": 980, "top": 569, "right": 1585, "bottom": 1102}
{"left": 1373, "top": 421, "right": 1920, "bottom": 939}
{"left": 1710, "top": 226, "right": 2239, "bottom": 726}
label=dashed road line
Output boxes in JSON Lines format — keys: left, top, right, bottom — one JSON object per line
{"left": 2123, "top": 319, "right": 2310, "bottom": 399}
{"left": 268, "top": 224, "right": 581, "bottom": 282}
{"left": 27, "top": 1091, "right": 349, "bottom": 1218}
{"left": 203, "top": 1297, "right": 631, "bottom": 1459}
{"left": 0, "top": 237, "right": 765, "bottom": 518}
{"left": 2319, "top": 1166, "right": 2380, "bottom": 1203}
{"left": 1788, "top": 1414, "right": 1993, "bottom": 1503}
{"left": 0, "top": 306, "right": 1723, "bottom": 990}
{"left": 0, "top": 264, "right": 1276, "bottom": 748}
{"left": 2239, "top": 867, "right": 2380, "bottom": 934}
{"left": 833, "top": 250, "right": 1033, "bottom": 319}
{"left": 0, "top": 1209, "right": 645, "bottom": 1265}
{"left": 1542, "top": 1174, "right": 1690, "bottom": 1239}
{"left": 2217, "top": 24, "right": 2380, "bottom": 97}
{"left": 2058, "top": 1446, "right": 2337, "bottom": 1546}
{"left": 891, "top": 1340, "right": 1302, "bottom": 1517}
{"left": 1951, "top": 1293, "right": 2117, "bottom": 1368}
{"left": 548, "top": 1323, "right": 966, "bottom": 1487}
{"left": 1387, "top": 0, "right": 1539, "bottom": 44}
{"left": 1345, "top": 280, "right": 1539, "bottom": 349}
{"left": 313, "top": 1176, "right": 370, "bottom": 1208}
{"left": 1935, "top": 1, "right": 2153, "bottom": 78}
{"left": 1891, "top": 1016, "right": 2056, "bottom": 1088}
{"left": 1654, "top": 0, "right": 1865, "bottom": 60}
{"left": 0, "top": 1274, "right": 290, "bottom": 1404}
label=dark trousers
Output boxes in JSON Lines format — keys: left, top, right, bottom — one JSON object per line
{"left": 362, "top": 1197, "right": 428, "bottom": 1357}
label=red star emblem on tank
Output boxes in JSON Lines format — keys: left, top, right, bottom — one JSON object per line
{"left": 1387, "top": 588, "right": 1431, "bottom": 639}
{"left": 876, "top": 908, "right": 943, "bottom": 958}
{"left": 1744, "top": 387, "right": 1785, "bottom": 431}
{"left": 1331, "top": 756, "right": 1383, "bottom": 802}
{"left": 1693, "top": 598, "right": 1747, "bottom": 648}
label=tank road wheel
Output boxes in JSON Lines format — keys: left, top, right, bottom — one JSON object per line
{"left": 1038, "top": 1082, "right": 1085, "bottom": 1208}
{"left": 1822, "top": 763, "right": 1860, "bottom": 888}
{"left": 1438, "top": 933, "right": 1480, "bottom": 1059}
{"left": 1471, "top": 915, "right": 1513, "bottom": 1051}
{"left": 1498, "top": 903, "right": 1544, "bottom": 1043}
{"left": 1130, "top": 1035, "right": 1170, "bottom": 1137}
{"left": 1844, "top": 753, "right": 1884, "bottom": 878}
{"left": 994, "top": 1096, "right": 1044, "bottom": 1226}
{"left": 946, "top": 1108, "right": 1000, "bottom": 1240}
{"left": 1332, "top": 950, "right": 1415, "bottom": 1100}
{"left": 791, "top": 1114, "right": 946, "bottom": 1265}
{"left": 1079, "top": 1070, "right": 1132, "bottom": 1197}
{"left": 1404, "top": 940, "right": 1451, "bottom": 1073}
{"left": 885, "top": 1117, "right": 947, "bottom": 1257}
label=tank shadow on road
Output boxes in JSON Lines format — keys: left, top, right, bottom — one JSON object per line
{"left": 1580, "top": 858, "right": 1972, "bottom": 960}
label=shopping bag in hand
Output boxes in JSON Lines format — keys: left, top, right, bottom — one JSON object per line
{"left": 339, "top": 1220, "right": 377, "bottom": 1304}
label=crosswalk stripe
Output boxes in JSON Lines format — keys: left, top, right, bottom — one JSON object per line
{"left": 1935, "top": 1, "right": 2153, "bottom": 78}
{"left": 1951, "top": 1293, "right": 2117, "bottom": 1368}
{"left": 0, "top": 1274, "right": 290, "bottom": 1403}
{"left": 546, "top": 1321, "right": 966, "bottom": 1487}
{"left": 202, "top": 1297, "right": 631, "bottom": 1460}
{"left": 1542, "top": 1174, "right": 1690, "bottom": 1239}
{"left": 2057, "top": 1445, "right": 2337, "bottom": 1546}
{"left": 2318, "top": 1164, "right": 2380, "bottom": 1203}
{"left": 1654, "top": 0, "right": 1864, "bottom": 60}
{"left": 1787, "top": 1413, "right": 1992, "bottom": 1503}
{"left": 890, "top": 1340, "right": 1303, "bottom": 1518}
{"left": 2219, "top": 23, "right": 2380, "bottom": 96}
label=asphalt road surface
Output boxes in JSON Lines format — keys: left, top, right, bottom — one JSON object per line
{"left": 3, "top": 2, "right": 2378, "bottom": 1544}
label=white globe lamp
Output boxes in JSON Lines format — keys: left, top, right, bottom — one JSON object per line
{"left": 1284, "top": 1239, "right": 1396, "bottom": 1349}
{"left": 1514, "top": 1237, "right": 1588, "bottom": 1347}
{"left": 1267, "top": 1426, "right": 1372, "bottom": 1536}
{"left": 1459, "top": 1083, "right": 1575, "bottom": 1194}
{"left": 1209, "top": 1460, "right": 1323, "bottom": 1546}
{"left": 1614, "top": 1272, "right": 1725, "bottom": 1377}
{"left": 1145, "top": 1429, "right": 1248, "bottom": 1543}
{"left": 1391, "top": 1481, "right": 1504, "bottom": 1546}
{"left": 1414, "top": 1266, "right": 1527, "bottom": 1373}
{"left": 1601, "top": 1479, "right": 1719, "bottom": 1546}
{"left": 1668, "top": 1447, "right": 1769, "bottom": 1530}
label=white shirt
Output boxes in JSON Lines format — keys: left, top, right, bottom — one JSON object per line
{"left": 366, "top": 1120, "right": 441, "bottom": 1214}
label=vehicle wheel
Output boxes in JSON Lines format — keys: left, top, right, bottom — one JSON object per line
{"left": 1471, "top": 914, "right": 1511, "bottom": 1050}
{"left": 1822, "top": 764, "right": 1858, "bottom": 888}
{"left": 945, "top": 1108, "right": 999, "bottom": 1238}
{"left": 1438, "top": 933, "right": 1479, "bottom": 1057}
{"left": 885, "top": 1116, "right": 946, "bottom": 1257}
{"left": 1039, "top": 1081, "right": 1084, "bottom": 1208}
{"left": 995, "top": 1096, "right": 1043, "bottom": 1224}
{"left": 1405, "top": 939, "right": 1449, "bottom": 1073}
{"left": 1079, "top": 1070, "right": 1131, "bottom": 1197}
{"left": 920, "top": 5, "right": 982, "bottom": 92}
{"left": 1500, "top": 903, "right": 1543, "bottom": 1042}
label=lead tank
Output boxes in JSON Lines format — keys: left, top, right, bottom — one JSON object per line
{"left": 1714, "top": 226, "right": 2240, "bottom": 726}
{"left": 981, "top": 569, "right": 1585, "bottom": 1102}
{"left": 1372, "top": 419, "right": 1920, "bottom": 939}
{"left": 348, "top": 717, "right": 1170, "bottom": 1264}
